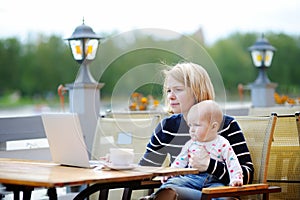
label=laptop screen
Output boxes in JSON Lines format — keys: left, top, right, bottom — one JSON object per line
{"left": 42, "top": 113, "right": 91, "bottom": 168}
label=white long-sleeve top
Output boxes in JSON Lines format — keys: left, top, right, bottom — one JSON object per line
{"left": 172, "top": 135, "right": 243, "bottom": 185}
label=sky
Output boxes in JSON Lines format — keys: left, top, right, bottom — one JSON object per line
{"left": 0, "top": 0, "right": 300, "bottom": 44}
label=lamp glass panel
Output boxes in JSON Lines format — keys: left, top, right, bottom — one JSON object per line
{"left": 85, "top": 39, "right": 99, "bottom": 60}
{"left": 264, "top": 50, "right": 274, "bottom": 67}
{"left": 69, "top": 40, "right": 83, "bottom": 60}
{"left": 251, "top": 50, "right": 262, "bottom": 67}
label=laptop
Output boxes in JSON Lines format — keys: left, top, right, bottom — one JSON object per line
{"left": 41, "top": 113, "right": 102, "bottom": 168}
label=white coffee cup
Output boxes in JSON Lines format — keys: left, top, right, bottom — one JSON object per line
{"left": 109, "top": 148, "right": 134, "bottom": 166}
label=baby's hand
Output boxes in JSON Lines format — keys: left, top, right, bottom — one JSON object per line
{"left": 99, "top": 154, "right": 110, "bottom": 163}
{"left": 231, "top": 180, "right": 243, "bottom": 186}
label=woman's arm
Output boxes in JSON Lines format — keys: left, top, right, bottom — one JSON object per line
{"left": 139, "top": 114, "right": 190, "bottom": 167}
{"left": 139, "top": 119, "right": 169, "bottom": 166}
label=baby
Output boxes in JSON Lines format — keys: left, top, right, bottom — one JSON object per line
{"left": 172, "top": 100, "right": 243, "bottom": 186}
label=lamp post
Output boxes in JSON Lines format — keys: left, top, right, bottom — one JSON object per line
{"left": 248, "top": 34, "right": 277, "bottom": 107}
{"left": 65, "top": 20, "right": 104, "bottom": 155}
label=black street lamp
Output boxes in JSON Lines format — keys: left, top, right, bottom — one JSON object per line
{"left": 248, "top": 34, "right": 277, "bottom": 107}
{"left": 66, "top": 20, "right": 103, "bottom": 83}
{"left": 248, "top": 34, "right": 276, "bottom": 84}
{"left": 64, "top": 20, "right": 104, "bottom": 154}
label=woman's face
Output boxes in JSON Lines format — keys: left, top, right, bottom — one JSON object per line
{"left": 166, "top": 76, "right": 195, "bottom": 117}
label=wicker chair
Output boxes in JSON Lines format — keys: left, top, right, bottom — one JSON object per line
{"left": 91, "top": 116, "right": 160, "bottom": 199}
{"left": 92, "top": 116, "right": 159, "bottom": 162}
{"left": 201, "top": 113, "right": 281, "bottom": 200}
{"left": 267, "top": 112, "right": 300, "bottom": 200}
{"left": 296, "top": 111, "right": 300, "bottom": 143}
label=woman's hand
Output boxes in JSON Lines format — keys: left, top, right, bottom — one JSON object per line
{"left": 161, "top": 175, "right": 171, "bottom": 183}
{"left": 188, "top": 146, "right": 210, "bottom": 172}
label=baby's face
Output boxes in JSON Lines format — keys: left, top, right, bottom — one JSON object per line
{"left": 188, "top": 112, "right": 217, "bottom": 142}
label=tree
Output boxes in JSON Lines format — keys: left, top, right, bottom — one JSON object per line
{"left": 0, "top": 31, "right": 299, "bottom": 103}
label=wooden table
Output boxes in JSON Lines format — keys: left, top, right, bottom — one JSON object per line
{"left": 0, "top": 158, "right": 198, "bottom": 200}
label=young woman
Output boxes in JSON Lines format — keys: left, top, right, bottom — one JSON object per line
{"left": 139, "top": 62, "right": 253, "bottom": 199}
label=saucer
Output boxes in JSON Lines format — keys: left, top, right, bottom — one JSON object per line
{"left": 105, "top": 163, "right": 137, "bottom": 170}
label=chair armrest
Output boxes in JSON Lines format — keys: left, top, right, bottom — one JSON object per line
{"left": 202, "top": 183, "right": 268, "bottom": 194}
{"left": 201, "top": 183, "right": 281, "bottom": 200}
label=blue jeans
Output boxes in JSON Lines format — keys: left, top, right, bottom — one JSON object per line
{"left": 159, "top": 173, "right": 225, "bottom": 200}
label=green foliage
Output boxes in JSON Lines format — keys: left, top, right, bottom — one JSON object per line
{"left": 98, "top": 48, "right": 181, "bottom": 97}
{"left": 0, "top": 31, "right": 299, "bottom": 106}
{"left": 0, "top": 38, "right": 22, "bottom": 93}
{"left": 0, "top": 35, "right": 77, "bottom": 98}
{"left": 207, "top": 32, "right": 300, "bottom": 96}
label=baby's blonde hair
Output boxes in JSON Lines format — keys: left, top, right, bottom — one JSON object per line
{"left": 162, "top": 62, "right": 215, "bottom": 107}
{"left": 190, "top": 100, "right": 223, "bottom": 130}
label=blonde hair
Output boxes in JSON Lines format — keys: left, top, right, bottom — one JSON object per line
{"left": 162, "top": 62, "right": 215, "bottom": 107}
